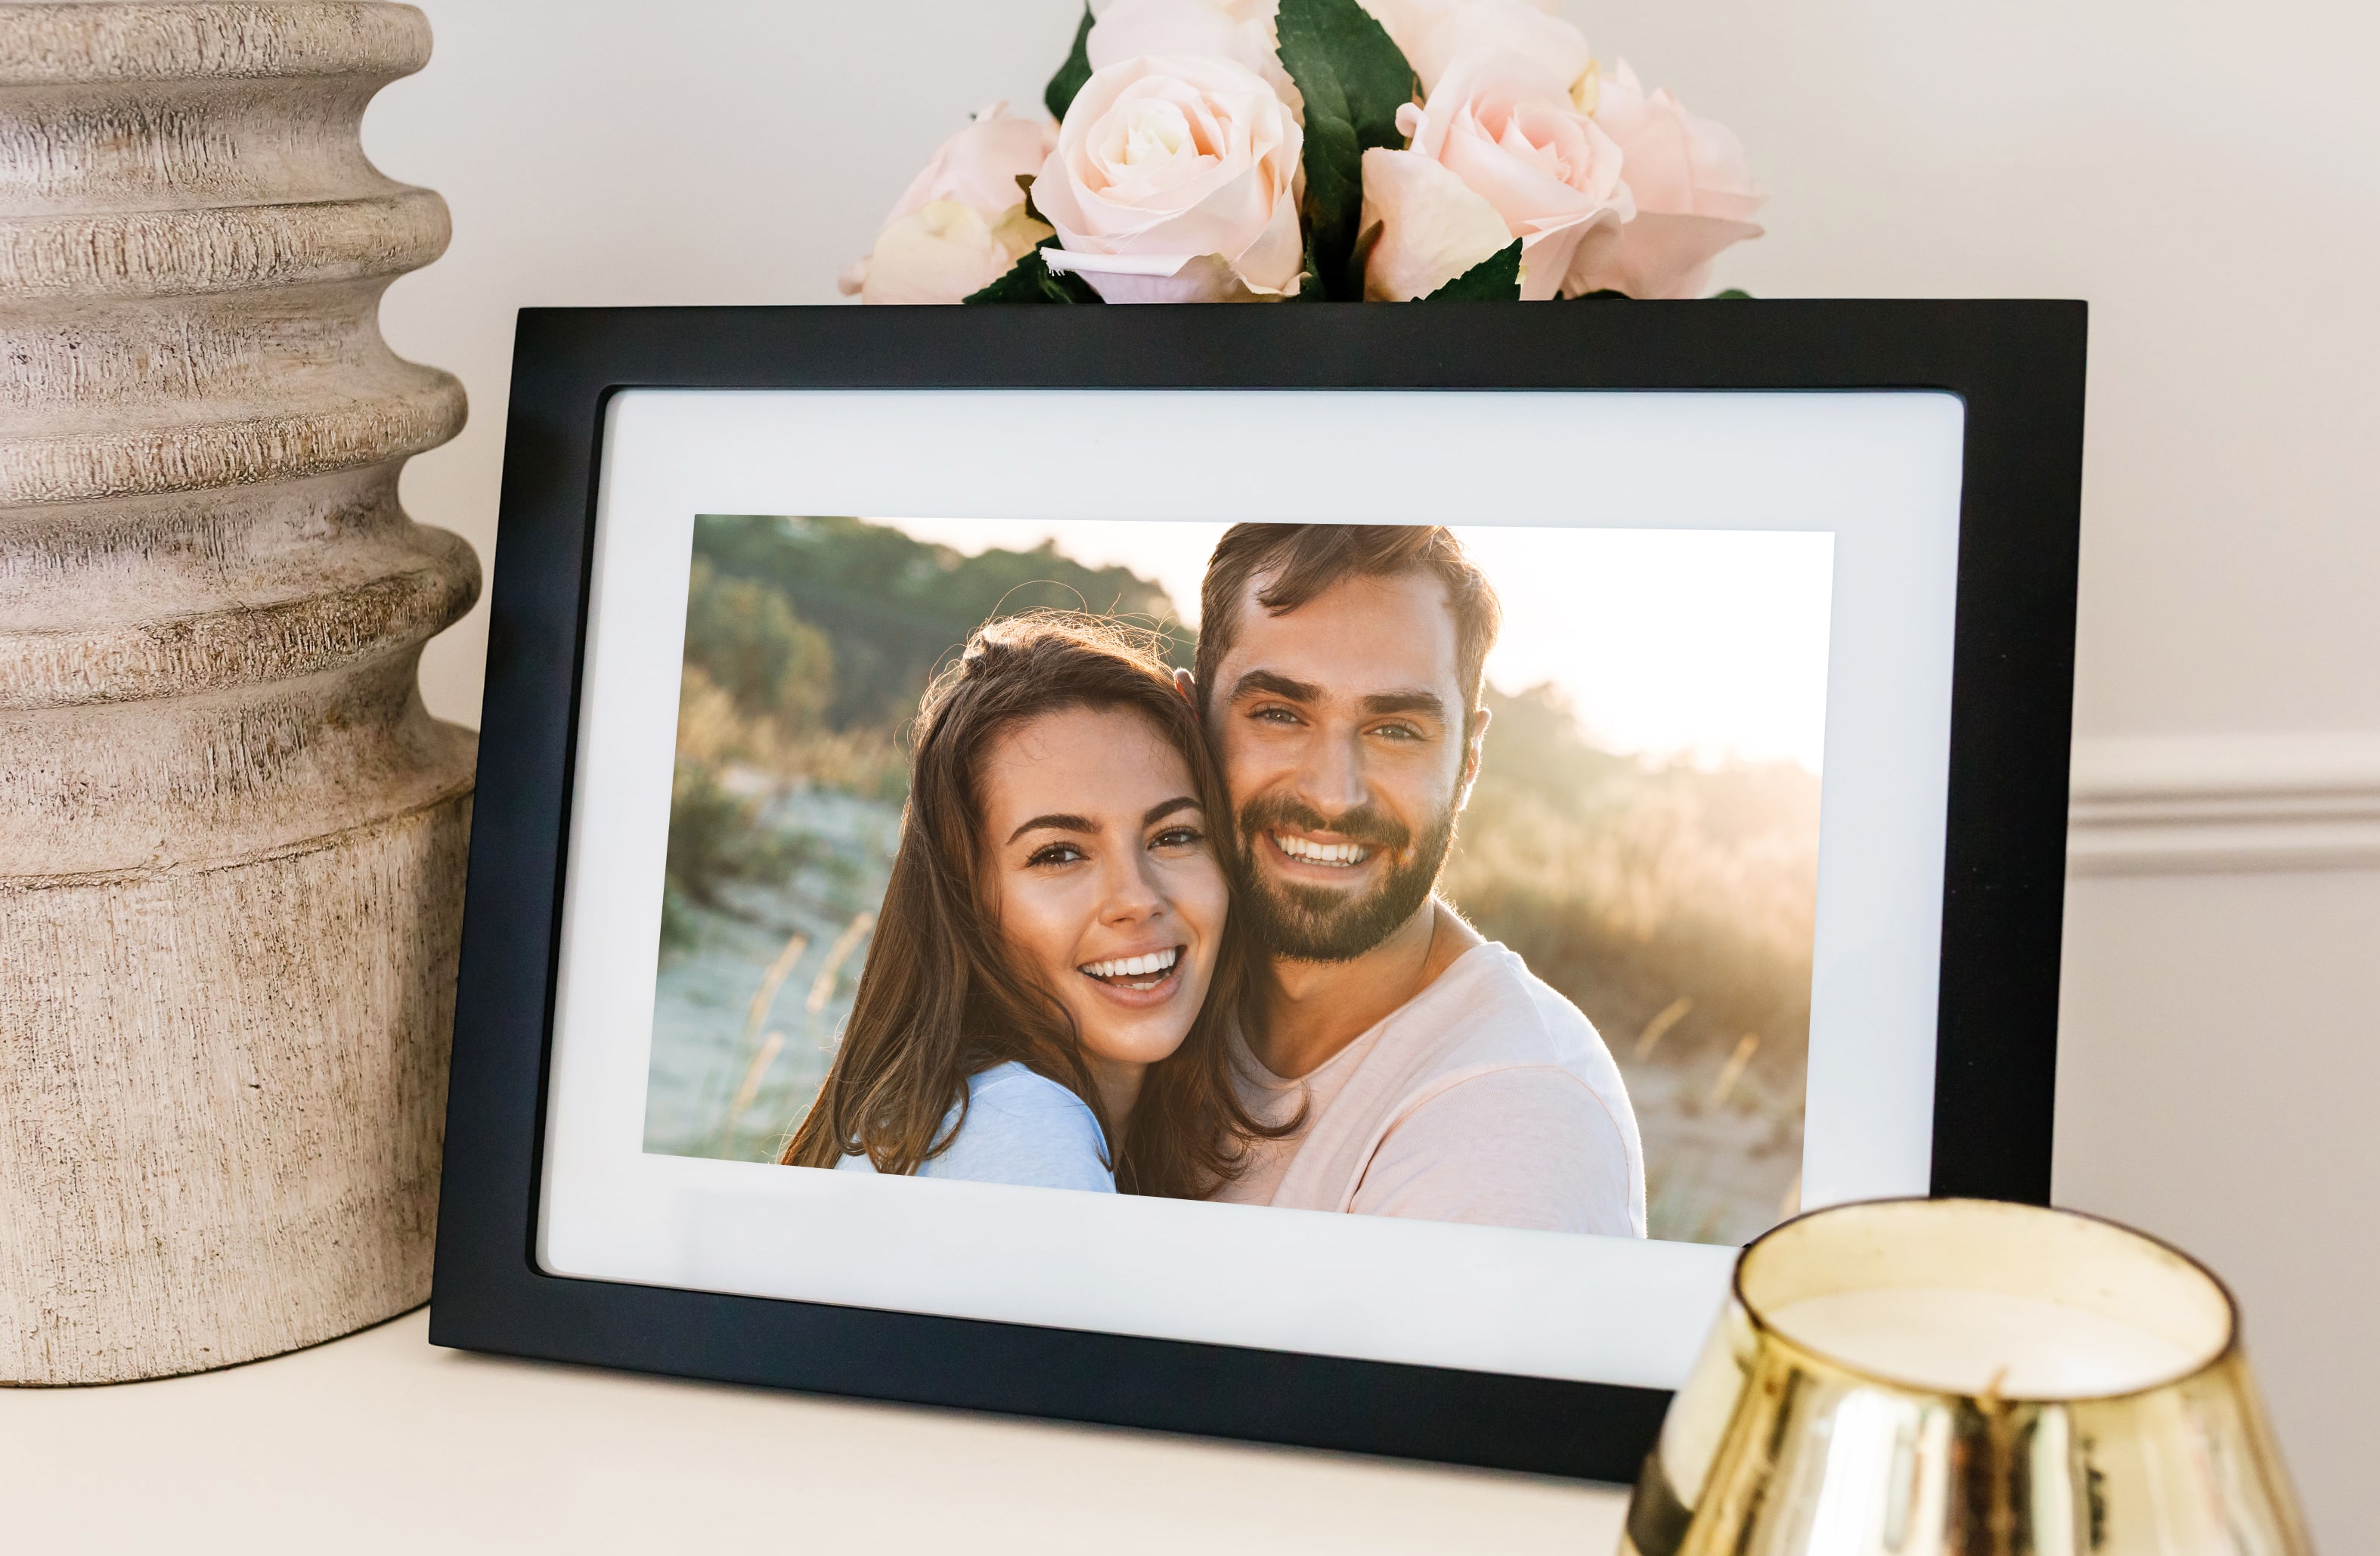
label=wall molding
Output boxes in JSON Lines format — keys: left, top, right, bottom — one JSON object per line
{"left": 2067, "top": 733, "right": 2380, "bottom": 875}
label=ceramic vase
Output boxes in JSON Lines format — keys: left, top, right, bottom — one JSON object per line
{"left": 0, "top": 1, "right": 473, "bottom": 1382}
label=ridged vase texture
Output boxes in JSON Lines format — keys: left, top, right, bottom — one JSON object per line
{"left": 0, "top": 1, "right": 475, "bottom": 1383}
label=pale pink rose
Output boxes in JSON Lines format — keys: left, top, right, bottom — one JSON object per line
{"left": 1402, "top": 0, "right": 1590, "bottom": 101}
{"left": 1088, "top": 0, "right": 1300, "bottom": 118}
{"left": 1362, "top": 49, "right": 1632, "bottom": 301}
{"left": 841, "top": 103, "right": 1058, "bottom": 304}
{"left": 1034, "top": 54, "right": 1305, "bottom": 302}
{"left": 1356, "top": 0, "right": 1560, "bottom": 73}
{"left": 1567, "top": 60, "right": 1765, "bottom": 299}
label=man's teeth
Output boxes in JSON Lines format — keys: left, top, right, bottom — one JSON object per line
{"left": 1080, "top": 947, "right": 1180, "bottom": 981}
{"left": 1275, "top": 834, "right": 1371, "bottom": 866}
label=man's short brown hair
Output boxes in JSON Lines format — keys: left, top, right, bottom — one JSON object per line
{"left": 1194, "top": 525, "right": 1501, "bottom": 728}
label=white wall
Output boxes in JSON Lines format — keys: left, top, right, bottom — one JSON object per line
{"left": 2059, "top": 865, "right": 2380, "bottom": 1551}
{"left": 367, "top": 2, "right": 2380, "bottom": 1545}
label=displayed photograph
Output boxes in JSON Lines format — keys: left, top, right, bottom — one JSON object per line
{"left": 644, "top": 514, "right": 1832, "bottom": 1248}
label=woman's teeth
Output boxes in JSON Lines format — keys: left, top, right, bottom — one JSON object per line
{"left": 1080, "top": 947, "right": 1181, "bottom": 988}
{"left": 1275, "top": 833, "right": 1371, "bottom": 867}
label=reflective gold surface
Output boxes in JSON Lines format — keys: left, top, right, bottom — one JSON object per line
{"left": 1622, "top": 1199, "right": 2312, "bottom": 1555}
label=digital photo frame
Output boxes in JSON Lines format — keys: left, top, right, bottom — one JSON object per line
{"left": 432, "top": 302, "right": 2085, "bottom": 1480}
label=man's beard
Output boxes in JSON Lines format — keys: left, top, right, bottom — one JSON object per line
{"left": 1233, "top": 790, "right": 1458, "bottom": 964}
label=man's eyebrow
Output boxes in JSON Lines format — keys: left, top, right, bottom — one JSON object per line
{"left": 1142, "top": 795, "right": 1200, "bottom": 826}
{"left": 1363, "top": 690, "right": 1450, "bottom": 721}
{"left": 1229, "top": 669, "right": 1324, "bottom": 704}
{"left": 1006, "top": 813, "right": 1097, "bottom": 844}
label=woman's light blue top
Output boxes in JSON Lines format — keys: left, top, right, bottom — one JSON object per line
{"left": 832, "top": 1060, "right": 1114, "bottom": 1193}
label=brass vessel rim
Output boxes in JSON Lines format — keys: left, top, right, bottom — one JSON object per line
{"left": 1732, "top": 1196, "right": 2242, "bottom": 1404}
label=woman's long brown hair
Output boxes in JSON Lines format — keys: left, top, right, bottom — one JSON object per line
{"left": 780, "top": 612, "right": 1286, "bottom": 1198}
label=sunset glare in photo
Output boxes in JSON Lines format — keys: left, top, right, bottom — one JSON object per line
{"left": 880, "top": 519, "right": 1834, "bottom": 773}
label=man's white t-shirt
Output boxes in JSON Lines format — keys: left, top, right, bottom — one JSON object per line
{"left": 1215, "top": 942, "right": 1647, "bottom": 1237}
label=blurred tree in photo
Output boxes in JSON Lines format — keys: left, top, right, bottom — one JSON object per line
{"left": 683, "top": 559, "right": 836, "bottom": 728}
{"left": 690, "top": 513, "right": 1188, "bottom": 733}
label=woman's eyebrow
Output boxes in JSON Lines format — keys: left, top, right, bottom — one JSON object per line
{"left": 1007, "top": 813, "right": 1097, "bottom": 844}
{"left": 1142, "top": 795, "right": 1201, "bottom": 826}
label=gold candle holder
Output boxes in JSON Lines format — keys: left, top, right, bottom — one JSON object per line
{"left": 1622, "top": 1198, "right": 2311, "bottom": 1556}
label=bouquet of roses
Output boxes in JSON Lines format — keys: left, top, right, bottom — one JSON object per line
{"left": 840, "top": 0, "right": 1762, "bottom": 305}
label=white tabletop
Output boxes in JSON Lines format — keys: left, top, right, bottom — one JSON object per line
{"left": 2, "top": 1307, "right": 1630, "bottom": 1554}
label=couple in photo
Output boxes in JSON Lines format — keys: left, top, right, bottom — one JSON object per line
{"left": 782, "top": 524, "right": 1645, "bottom": 1238}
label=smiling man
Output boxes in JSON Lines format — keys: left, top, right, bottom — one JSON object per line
{"left": 1187, "top": 524, "right": 1645, "bottom": 1237}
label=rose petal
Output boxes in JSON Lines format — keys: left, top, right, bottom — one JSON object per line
{"left": 1411, "top": 0, "right": 1591, "bottom": 98}
{"left": 860, "top": 200, "right": 1020, "bottom": 305}
{"left": 1438, "top": 101, "right": 1602, "bottom": 231}
{"left": 1511, "top": 205, "right": 1627, "bottom": 300}
{"left": 1229, "top": 161, "right": 1307, "bottom": 292}
{"left": 1592, "top": 59, "right": 1765, "bottom": 220}
{"left": 1089, "top": 0, "right": 1302, "bottom": 118}
{"left": 1563, "top": 210, "right": 1762, "bottom": 299}
{"left": 882, "top": 103, "right": 1059, "bottom": 229}
{"left": 1043, "top": 247, "right": 1288, "bottom": 302}
{"left": 1360, "top": 146, "right": 1513, "bottom": 301}
{"left": 1356, "top": 0, "right": 1461, "bottom": 61}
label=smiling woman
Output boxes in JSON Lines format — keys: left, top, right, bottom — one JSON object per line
{"left": 975, "top": 707, "right": 1226, "bottom": 1130}
{"left": 778, "top": 612, "right": 1286, "bottom": 1199}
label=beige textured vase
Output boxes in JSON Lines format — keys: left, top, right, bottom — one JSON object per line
{"left": 0, "top": 2, "right": 473, "bottom": 1383}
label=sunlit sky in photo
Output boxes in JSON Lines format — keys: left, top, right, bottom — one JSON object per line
{"left": 878, "top": 518, "right": 1835, "bottom": 773}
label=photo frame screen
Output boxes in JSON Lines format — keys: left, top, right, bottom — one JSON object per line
{"left": 652, "top": 514, "right": 1831, "bottom": 1251}
{"left": 538, "top": 388, "right": 1965, "bottom": 1390}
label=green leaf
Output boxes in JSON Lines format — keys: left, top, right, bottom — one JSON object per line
{"left": 1045, "top": 5, "right": 1095, "bottom": 122}
{"left": 962, "top": 246, "right": 1104, "bottom": 305}
{"left": 1563, "top": 288, "right": 1631, "bottom": 301}
{"left": 1274, "top": 0, "right": 1418, "bottom": 298}
{"left": 1287, "top": 228, "right": 1331, "bottom": 302}
{"left": 1710, "top": 287, "right": 1755, "bottom": 299}
{"left": 1418, "top": 240, "right": 1522, "bottom": 301}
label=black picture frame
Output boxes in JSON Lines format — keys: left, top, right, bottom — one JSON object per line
{"left": 431, "top": 301, "right": 2085, "bottom": 1480}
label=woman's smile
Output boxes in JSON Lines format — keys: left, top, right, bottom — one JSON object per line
{"left": 1077, "top": 943, "right": 1188, "bottom": 1005}
{"left": 1079, "top": 943, "right": 1182, "bottom": 985}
